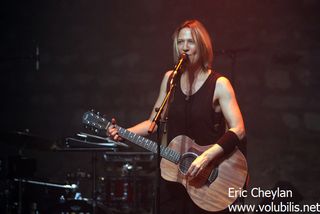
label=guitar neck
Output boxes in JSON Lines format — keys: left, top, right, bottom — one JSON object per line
{"left": 81, "top": 111, "right": 180, "bottom": 164}
{"left": 116, "top": 126, "right": 180, "bottom": 164}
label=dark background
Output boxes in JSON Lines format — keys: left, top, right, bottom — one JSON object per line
{"left": 1, "top": 0, "right": 319, "bottom": 212}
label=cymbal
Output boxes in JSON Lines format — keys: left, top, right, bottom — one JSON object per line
{"left": 0, "top": 130, "right": 53, "bottom": 150}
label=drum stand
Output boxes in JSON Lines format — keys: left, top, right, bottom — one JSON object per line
{"left": 13, "top": 178, "right": 77, "bottom": 214}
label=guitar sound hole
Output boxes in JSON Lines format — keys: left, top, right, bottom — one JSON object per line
{"left": 178, "top": 152, "right": 198, "bottom": 174}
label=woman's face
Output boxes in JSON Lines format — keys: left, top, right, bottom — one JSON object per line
{"left": 177, "top": 27, "right": 200, "bottom": 66}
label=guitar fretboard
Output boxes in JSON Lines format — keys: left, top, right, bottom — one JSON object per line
{"left": 117, "top": 126, "right": 180, "bottom": 164}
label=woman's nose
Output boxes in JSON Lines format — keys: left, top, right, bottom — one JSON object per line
{"left": 182, "top": 42, "right": 189, "bottom": 52}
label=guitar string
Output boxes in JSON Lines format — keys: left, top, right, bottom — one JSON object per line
{"left": 105, "top": 125, "right": 214, "bottom": 181}
{"left": 120, "top": 131, "right": 214, "bottom": 181}
{"left": 174, "top": 160, "right": 216, "bottom": 182}
{"left": 87, "top": 117, "right": 218, "bottom": 182}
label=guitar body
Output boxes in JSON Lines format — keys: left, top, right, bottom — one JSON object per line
{"left": 160, "top": 135, "right": 248, "bottom": 212}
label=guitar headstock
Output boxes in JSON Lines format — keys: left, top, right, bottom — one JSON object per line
{"left": 82, "top": 111, "right": 110, "bottom": 133}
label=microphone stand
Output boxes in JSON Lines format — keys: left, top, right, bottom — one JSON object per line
{"left": 149, "top": 82, "right": 176, "bottom": 214}
{"left": 148, "top": 54, "right": 186, "bottom": 214}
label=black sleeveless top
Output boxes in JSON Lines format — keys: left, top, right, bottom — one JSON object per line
{"left": 167, "top": 71, "right": 226, "bottom": 146}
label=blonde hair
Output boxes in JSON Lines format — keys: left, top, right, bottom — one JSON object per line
{"left": 172, "top": 20, "right": 213, "bottom": 70}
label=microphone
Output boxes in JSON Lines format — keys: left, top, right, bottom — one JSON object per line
{"left": 35, "top": 44, "right": 40, "bottom": 71}
{"left": 170, "top": 53, "right": 188, "bottom": 85}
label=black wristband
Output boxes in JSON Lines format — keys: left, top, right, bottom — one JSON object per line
{"left": 216, "top": 130, "right": 240, "bottom": 155}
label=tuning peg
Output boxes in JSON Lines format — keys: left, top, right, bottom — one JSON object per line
{"left": 94, "top": 129, "right": 98, "bottom": 133}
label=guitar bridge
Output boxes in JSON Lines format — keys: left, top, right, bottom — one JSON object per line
{"left": 207, "top": 167, "right": 219, "bottom": 185}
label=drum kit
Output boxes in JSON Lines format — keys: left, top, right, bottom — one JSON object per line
{"left": 0, "top": 130, "right": 155, "bottom": 214}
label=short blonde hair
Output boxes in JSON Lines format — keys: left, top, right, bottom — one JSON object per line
{"left": 172, "top": 20, "right": 213, "bottom": 70}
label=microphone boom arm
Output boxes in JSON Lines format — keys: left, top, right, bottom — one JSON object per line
{"left": 148, "top": 53, "right": 187, "bottom": 134}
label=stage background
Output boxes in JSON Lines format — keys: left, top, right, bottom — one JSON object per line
{"left": 1, "top": 0, "right": 319, "bottom": 211}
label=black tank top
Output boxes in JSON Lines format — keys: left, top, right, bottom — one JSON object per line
{"left": 167, "top": 71, "right": 226, "bottom": 146}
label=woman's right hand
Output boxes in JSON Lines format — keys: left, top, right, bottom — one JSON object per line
{"left": 106, "top": 118, "right": 123, "bottom": 141}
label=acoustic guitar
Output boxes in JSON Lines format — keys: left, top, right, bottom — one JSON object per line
{"left": 82, "top": 111, "right": 248, "bottom": 212}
